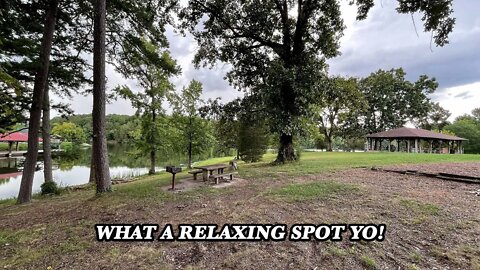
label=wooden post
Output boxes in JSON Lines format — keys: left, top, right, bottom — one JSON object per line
{"left": 407, "top": 139, "right": 410, "bottom": 153}
{"left": 447, "top": 141, "right": 450, "bottom": 154}
{"left": 388, "top": 139, "right": 391, "bottom": 152}
{"left": 397, "top": 140, "right": 400, "bottom": 152}
{"left": 8, "top": 142, "right": 13, "bottom": 157}
{"left": 429, "top": 140, "right": 433, "bottom": 154}
{"left": 414, "top": 139, "right": 418, "bottom": 153}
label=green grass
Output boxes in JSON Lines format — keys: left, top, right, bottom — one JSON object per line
{"left": 399, "top": 199, "right": 441, "bottom": 216}
{"left": 241, "top": 151, "right": 480, "bottom": 178}
{"left": 267, "top": 181, "right": 359, "bottom": 202}
{"left": 2, "top": 152, "right": 478, "bottom": 205}
{"left": 360, "top": 255, "right": 377, "bottom": 269}
{"left": 398, "top": 199, "right": 441, "bottom": 225}
{"left": 0, "top": 142, "right": 28, "bottom": 151}
{"left": 410, "top": 251, "right": 422, "bottom": 263}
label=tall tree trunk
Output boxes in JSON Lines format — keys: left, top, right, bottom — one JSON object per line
{"left": 149, "top": 97, "right": 156, "bottom": 175}
{"left": 92, "top": 0, "right": 111, "bottom": 193}
{"left": 276, "top": 133, "right": 296, "bottom": 163}
{"left": 17, "top": 0, "right": 59, "bottom": 204}
{"left": 188, "top": 141, "right": 192, "bottom": 169}
{"left": 187, "top": 117, "right": 192, "bottom": 168}
{"left": 89, "top": 154, "right": 95, "bottom": 183}
{"left": 325, "top": 136, "right": 333, "bottom": 152}
{"left": 42, "top": 85, "right": 53, "bottom": 182}
{"left": 149, "top": 150, "right": 156, "bottom": 175}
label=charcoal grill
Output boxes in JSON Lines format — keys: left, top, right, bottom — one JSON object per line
{"left": 166, "top": 166, "right": 182, "bottom": 190}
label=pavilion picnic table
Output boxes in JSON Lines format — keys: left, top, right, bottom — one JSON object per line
{"left": 193, "top": 164, "right": 229, "bottom": 182}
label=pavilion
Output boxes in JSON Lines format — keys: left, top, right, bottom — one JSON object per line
{"left": 366, "top": 127, "right": 466, "bottom": 154}
{"left": 0, "top": 131, "right": 42, "bottom": 156}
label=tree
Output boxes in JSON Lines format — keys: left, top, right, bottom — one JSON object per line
{"left": 42, "top": 86, "right": 53, "bottom": 182}
{"left": 200, "top": 98, "right": 242, "bottom": 158}
{"left": 174, "top": 80, "right": 213, "bottom": 168}
{"left": 445, "top": 115, "right": 480, "bottom": 154}
{"left": 51, "top": 122, "right": 86, "bottom": 143}
{"left": 181, "top": 0, "right": 455, "bottom": 163}
{"left": 1, "top": 0, "right": 91, "bottom": 127}
{"left": 360, "top": 68, "right": 438, "bottom": 133}
{"left": 92, "top": 0, "right": 111, "bottom": 193}
{"left": 416, "top": 102, "right": 451, "bottom": 131}
{"left": 16, "top": 0, "right": 60, "bottom": 204}
{"left": 3, "top": 0, "right": 91, "bottom": 198}
{"left": 313, "top": 76, "right": 366, "bottom": 151}
{"left": 237, "top": 118, "right": 270, "bottom": 163}
{"left": 115, "top": 40, "right": 180, "bottom": 174}
{"left": 471, "top": 108, "right": 480, "bottom": 121}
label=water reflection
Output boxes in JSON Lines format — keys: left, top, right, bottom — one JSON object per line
{"left": 0, "top": 144, "right": 197, "bottom": 200}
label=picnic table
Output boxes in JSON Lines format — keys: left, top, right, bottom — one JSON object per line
{"left": 193, "top": 164, "right": 229, "bottom": 181}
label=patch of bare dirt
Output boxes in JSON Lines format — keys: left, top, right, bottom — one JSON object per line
{"left": 383, "top": 162, "right": 480, "bottom": 178}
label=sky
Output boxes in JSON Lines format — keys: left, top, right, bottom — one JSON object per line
{"left": 53, "top": 0, "right": 480, "bottom": 121}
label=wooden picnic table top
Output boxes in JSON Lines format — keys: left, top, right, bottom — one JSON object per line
{"left": 193, "top": 164, "right": 229, "bottom": 170}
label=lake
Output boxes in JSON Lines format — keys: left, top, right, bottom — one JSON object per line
{"left": 0, "top": 144, "right": 196, "bottom": 200}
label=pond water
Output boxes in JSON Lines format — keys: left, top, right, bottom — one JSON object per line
{"left": 0, "top": 144, "right": 194, "bottom": 200}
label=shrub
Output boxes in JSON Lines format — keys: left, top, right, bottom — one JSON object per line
{"left": 40, "top": 181, "right": 61, "bottom": 195}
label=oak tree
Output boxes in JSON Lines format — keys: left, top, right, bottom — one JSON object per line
{"left": 181, "top": 0, "right": 455, "bottom": 163}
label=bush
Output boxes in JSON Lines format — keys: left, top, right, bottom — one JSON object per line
{"left": 40, "top": 181, "right": 61, "bottom": 195}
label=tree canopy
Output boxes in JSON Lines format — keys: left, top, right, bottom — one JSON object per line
{"left": 181, "top": 0, "right": 455, "bottom": 162}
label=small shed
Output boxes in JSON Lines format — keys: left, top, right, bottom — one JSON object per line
{"left": 366, "top": 127, "right": 467, "bottom": 154}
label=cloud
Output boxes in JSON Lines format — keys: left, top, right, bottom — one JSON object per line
{"left": 329, "top": 0, "right": 480, "bottom": 90}
{"left": 454, "top": 91, "right": 474, "bottom": 100}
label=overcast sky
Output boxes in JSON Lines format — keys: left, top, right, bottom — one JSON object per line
{"left": 53, "top": 0, "right": 480, "bottom": 120}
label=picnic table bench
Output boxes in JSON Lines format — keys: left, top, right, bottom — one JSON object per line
{"left": 209, "top": 172, "right": 235, "bottom": 184}
{"left": 188, "top": 169, "right": 203, "bottom": 180}
{"left": 193, "top": 164, "right": 230, "bottom": 182}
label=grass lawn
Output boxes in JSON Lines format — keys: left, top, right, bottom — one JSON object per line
{"left": 0, "top": 152, "right": 479, "bottom": 269}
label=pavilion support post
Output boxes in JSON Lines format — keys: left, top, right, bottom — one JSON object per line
{"left": 407, "top": 139, "right": 410, "bottom": 153}
{"left": 396, "top": 140, "right": 400, "bottom": 152}
{"left": 447, "top": 141, "right": 450, "bottom": 154}
{"left": 414, "top": 139, "right": 418, "bottom": 153}
{"left": 429, "top": 140, "right": 433, "bottom": 154}
{"left": 15, "top": 142, "right": 19, "bottom": 151}
{"left": 388, "top": 139, "right": 391, "bottom": 152}
{"left": 8, "top": 142, "right": 13, "bottom": 157}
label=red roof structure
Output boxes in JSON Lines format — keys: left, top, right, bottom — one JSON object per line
{"left": 0, "top": 132, "right": 42, "bottom": 142}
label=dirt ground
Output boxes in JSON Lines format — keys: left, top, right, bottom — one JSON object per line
{"left": 383, "top": 162, "right": 480, "bottom": 178}
{"left": 1, "top": 163, "right": 479, "bottom": 269}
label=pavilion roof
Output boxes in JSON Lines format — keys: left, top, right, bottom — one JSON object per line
{"left": 367, "top": 127, "right": 467, "bottom": 141}
{"left": 0, "top": 132, "right": 42, "bottom": 142}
